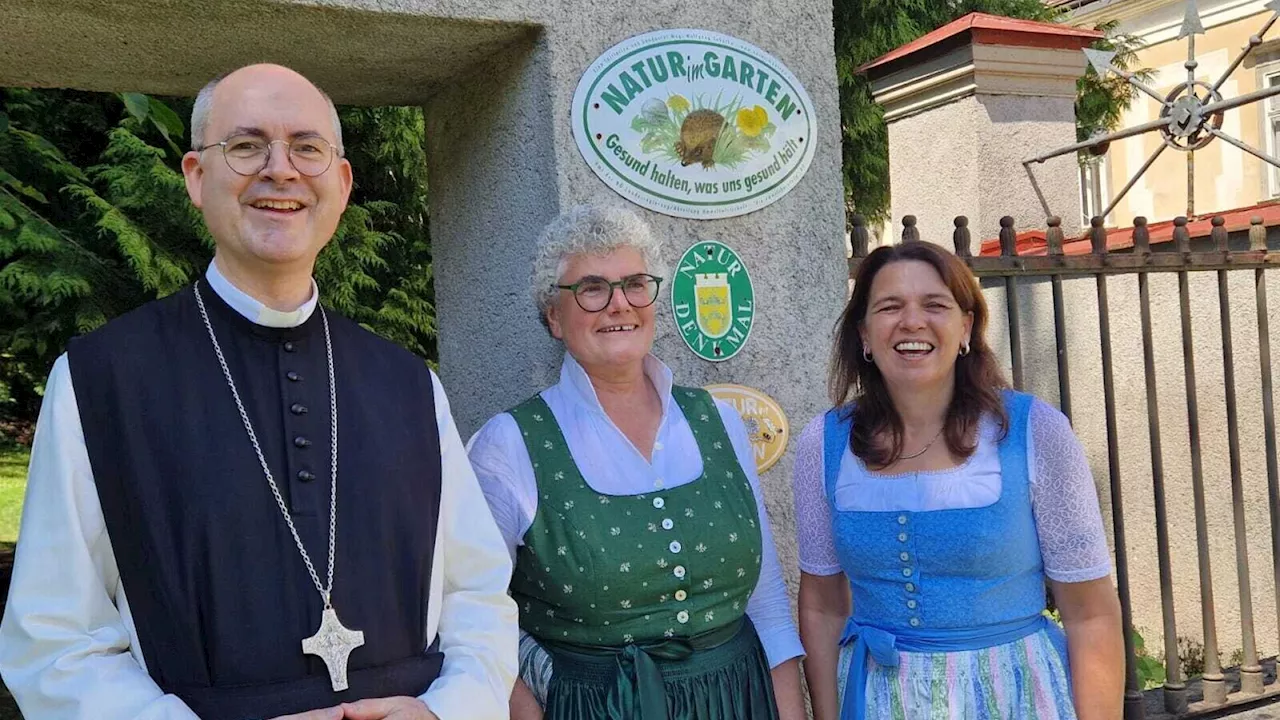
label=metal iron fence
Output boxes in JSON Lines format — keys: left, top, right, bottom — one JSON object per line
{"left": 848, "top": 212, "right": 1280, "bottom": 719}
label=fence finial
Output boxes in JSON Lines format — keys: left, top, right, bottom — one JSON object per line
{"left": 999, "top": 216, "right": 1018, "bottom": 257}
{"left": 850, "top": 215, "right": 870, "bottom": 258}
{"left": 1089, "top": 216, "right": 1107, "bottom": 256}
{"left": 1132, "top": 217, "right": 1150, "bottom": 254}
{"left": 902, "top": 215, "right": 920, "bottom": 244}
{"left": 953, "top": 216, "right": 972, "bottom": 258}
{"left": 1250, "top": 215, "right": 1267, "bottom": 252}
{"left": 1045, "top": 216, "right": 1064, "bottom": 257}
{"left": 1173, "top": 216, "right": 1191, "bottom": 253}
{"left": 1211, "top": 215, "right": 1229, "bottom": 252}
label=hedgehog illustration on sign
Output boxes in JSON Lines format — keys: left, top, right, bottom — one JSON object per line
{"left": 675, "top": 109, "right": 725, "bottom": 168}
{"left": 627, "top": 94, "right": 778, "bottom": 171}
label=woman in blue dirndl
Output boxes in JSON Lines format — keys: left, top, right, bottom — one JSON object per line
{"left": 793, "top": 241, "right": 1124, "bottom": 719}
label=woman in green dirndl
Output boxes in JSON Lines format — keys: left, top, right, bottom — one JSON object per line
{"left": 467, "top": 206, "right": 805, "bottom": 720}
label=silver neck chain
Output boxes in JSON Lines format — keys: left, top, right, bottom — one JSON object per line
{"left": 898, "top": 427, "right": 943, "bottom": 461}
{"left": 193, "top": 281, "right": 339, "bottom": 608}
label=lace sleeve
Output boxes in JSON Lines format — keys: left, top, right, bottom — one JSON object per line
{"left": 1028, "top": 398, "right": 1113, "bottom": 583}
{"left": 792, "top": 413, "right": 843, "bottom": 576}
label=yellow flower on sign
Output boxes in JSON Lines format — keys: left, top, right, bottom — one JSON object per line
{"left": 736, "top": 105, "right": 769, "bottom": 137}
{"left": 667, "top": 95, "right": 691, "bottom": 113}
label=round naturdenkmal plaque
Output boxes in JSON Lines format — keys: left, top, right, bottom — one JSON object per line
{"left": 671, "top": 240, "right": 753, "bottom": 362}
{"left": 705, "top": 384, "right": 790, "bottom": 474}
{"left": 572, "top": 29, "right": 817, "bottom": 219}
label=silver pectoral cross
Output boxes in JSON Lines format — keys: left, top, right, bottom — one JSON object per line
{"left": 302, "top": 606, "right": 365, "bottom": 691}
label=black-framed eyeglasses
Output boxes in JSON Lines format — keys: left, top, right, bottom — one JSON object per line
{"left": 554, "top": 273, "right": 663, "bottom": 312}
{"left": 197, "top": 133, "right": 343, "bottom": 177}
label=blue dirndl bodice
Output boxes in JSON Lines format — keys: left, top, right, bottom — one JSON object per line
{"left": 823, "top": 391, "right": 1072, "bottom": 719}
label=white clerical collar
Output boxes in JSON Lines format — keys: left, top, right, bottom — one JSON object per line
{"left": 560, "top": 352, "right": 675, "bottom": 420}
{"left": 204, "top": 261, "right": 319, "bottom": 328}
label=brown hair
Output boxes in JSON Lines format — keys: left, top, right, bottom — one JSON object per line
{"left": 829, "top": 242, "right": 1009, "bottom": 467}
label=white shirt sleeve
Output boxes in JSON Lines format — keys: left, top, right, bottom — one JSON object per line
{"left": 716, "top": 401, "right": 804, "bottom": 668}
{"left": 465, "top": 412, "right": 538, "bottom": 565}
{"left": 419, "top": 371, "right": 519, "bottom": 720}
{"left": 1027, "top": 398, "right": 1113, "bottom": 584}
{"left": 0, "top": 355, "right": 201, "bottom": 720}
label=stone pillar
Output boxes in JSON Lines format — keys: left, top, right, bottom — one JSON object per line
{"left": 862, "top": 13, "right": 1102, "bottom": 243}
{"left": 426, "top": 35, "right": 566, "bottom": 428}
{"left": 423, "top": 8, "right": 846, "bottom": 587}
{"left": 420, "top": 10, "right": 849, "bottom": 460}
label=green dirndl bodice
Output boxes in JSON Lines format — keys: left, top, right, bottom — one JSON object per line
{"left": 507, "top": 387, "right": 779, "bottom": 720}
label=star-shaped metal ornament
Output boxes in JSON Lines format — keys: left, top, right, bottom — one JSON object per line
{"left": 1179, "top": 0, "right": 1206, "bottom": 38}
{"left": 1083, "top": 48, "right": 1118, "bottom": 77}
{"left": 1027, "top": 0, "right": 1280, "bottom": 219}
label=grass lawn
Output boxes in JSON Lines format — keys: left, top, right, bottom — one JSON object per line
{"left": 0, "top": 446, "right": 28, "bottom": 544}
{"left": 0, "top": 445, "right": 27, "bottom": 719}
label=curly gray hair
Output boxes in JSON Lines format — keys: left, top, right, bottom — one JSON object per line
{"left": 532, "top": 205, "right": 666, "bottom": 329}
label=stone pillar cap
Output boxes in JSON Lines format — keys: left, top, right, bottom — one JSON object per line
{"left": 858, "top": 12, "right": 1103, "bottom": 77}
{"left": 857, "top": 12, "right": 1103, "bottom": 122}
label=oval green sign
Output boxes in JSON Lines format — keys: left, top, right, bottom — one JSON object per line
{"left": 671, "top": 240, "right": 754, "bottom": 362}
{"left": 572, "top": 29, "right": 817, "bottom": 219}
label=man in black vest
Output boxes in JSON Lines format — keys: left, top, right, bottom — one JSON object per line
{"left": 0, "top": 64, "right": 517, "bottom": 720}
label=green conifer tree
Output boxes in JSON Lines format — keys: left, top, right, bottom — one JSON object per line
{"left": 0, "top": 89, "right": 436, "bottom": 425}
{"left": 833, "top": 0, "right": 1146, "bottom": 223}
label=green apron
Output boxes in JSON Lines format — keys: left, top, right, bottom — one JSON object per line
{"left": 508, "top": 387, "right": 778, "bottom": 720}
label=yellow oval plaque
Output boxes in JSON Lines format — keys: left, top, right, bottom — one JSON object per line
{"left": 705, "top": 384, "right": 790, "bottom": 474}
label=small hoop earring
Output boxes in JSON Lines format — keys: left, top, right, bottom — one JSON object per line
{"left": 862, "top": 346, "right": 873, "bottom": 363}
{"left": 959, "top": 342, "right": 971, "bottom": 357}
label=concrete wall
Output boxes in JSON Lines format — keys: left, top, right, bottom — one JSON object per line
{"left": 426, "top": 34, "right": 565, "bottom": 428}
{"left": 887, "top": 97, "right": 982, "bottom": 243}
{"left": 0, "top": 0, "right": 847, "bottom": 596}
{"left": 979, "top": 95, "right": 1085, "bottom": 239}
{"left": 422, "top": 4, "right": 847, "bottom": 598}
{"left": 980, "top": 239, "right": 1280, "bottom": 665}
{"left": 888, "top": 94, "right": 1084, "bottom": 243}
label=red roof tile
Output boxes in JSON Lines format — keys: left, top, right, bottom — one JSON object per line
{"left": 976, "top": 201, "right": 1280, "bottom": 256}
{"left": 858, "top": 12, "right": 1104, "bottom": 75}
